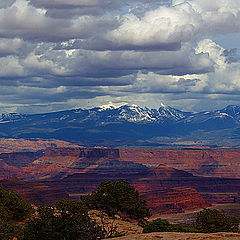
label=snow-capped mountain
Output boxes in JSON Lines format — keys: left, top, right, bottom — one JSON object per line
{"left": 0, "top": 113, "right": 26, "bottom": 122}
{"left": 178, "top": 110, "right": 239, "bottom": 130}
{"left": 2, "top": 104, "right": 240, "bottom": 125}
{"left": 218, "top": 105, "right": 240, "bottom": 120}
{"left": 13, "top": 103, "right": 189, "bottom": 125}
{"left": 1, "top": 104, "right": 240, "bottom": 146}
{"left": 93, "top": 104, "right": 190, "bottom": 124}
{"left": 158, "top": 105, "right": 190, "bottom": 121}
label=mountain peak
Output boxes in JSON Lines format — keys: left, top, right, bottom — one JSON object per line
{"left": 98, "top": 103, "right": 118, "bottom": 111}
{"left": 160, "top": 102, "right": 167, "bottom": 108}
{"left": 97, "top": 102, "right": 129, "bottom": 111}
{"left": 220, "top": 105, "right": 240, "bottom": 116}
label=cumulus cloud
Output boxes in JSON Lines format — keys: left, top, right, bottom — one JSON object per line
{"left": 0, "top": 41, "right": 214, "bottom": 81}
{"left": 196, "top": 40, "right": 240, "bottom": 94}
{"left": 0, "top": 0, "right": 239, "bottom": 112}
{"left": 72, "top": 0, "right": 240, "bottom": 51}
{"left": 0, "top": 0, "right": 116, "bottom": 42}
{"left": 0, "top": 38, "right": 24, "bottom": 57}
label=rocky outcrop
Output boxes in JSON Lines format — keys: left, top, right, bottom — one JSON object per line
{"left": 89, "top": 210, "right": 143, "bottom": 236}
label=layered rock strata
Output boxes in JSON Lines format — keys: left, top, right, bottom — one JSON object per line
{"left": 120, "top": 148, "right": 240, "bottom": 178}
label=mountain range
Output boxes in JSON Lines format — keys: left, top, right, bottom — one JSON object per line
{"left": 1, "top": 104, "right": 240, "bottom": 146}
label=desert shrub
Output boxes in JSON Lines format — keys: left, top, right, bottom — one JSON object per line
{"left": 143, "top": 218, "right": 197, "bottom": 233}
{"left": 0, "top": 219, "right": 23, "bottom": 240}
{"left": 23, "top": 201, "right": 104, "bottom": 240}
{"left": 81, "top": 180, "right": 151, "bottom": 222}
{"left": 0, "top": 185, "right": 33, "bottom": 239}
{"left": 143, "top": 219, "right": 171, "bottom": 233}
{"left": 194, "top": 209, "right": 240, "bottom": 233}
{"left": 56, "top": 199, "right": 89, "bottom": 215}
{"left": 0, "top": 185, "right": 33, "bottom": 222}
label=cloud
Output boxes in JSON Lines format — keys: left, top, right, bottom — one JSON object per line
{"left": 0, "top": 0, "right": 15, "bottom": 9}
{"left": 102, "top": 3, "right": 199, "bottom": 51}
{"left": 0, "top": 38, "right": 24, "bottom": 57}
{"left": 30, "top": 0, "right": 122, "bottom": 18}
{"left": 0, "top": 38, "right": 214, "bottom": 81}
{"left": 0, "top": 0, "right": 240, "bottom": 113}
{"left": 74, "top": 0, "right": 240, "bottom": 52}
{"left": 0, "top": 0, "right": 116, "bottom": 42}
{"left": 29, "top": 0, "right": 117, "bottom": 9}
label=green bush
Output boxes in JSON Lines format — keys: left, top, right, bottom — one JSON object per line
{"left": 143, "top": 218, "right": 197, "bottom": 233}
{"left": 81, "top": 180, "right": 151, "bottom": 222}
{"left": 0, "top": 185, "right": 33, "bottom": 239}
{"left": 23, "top": 201, "right": 104, "bottom": 240}
{"left": 143, "top": 219, "right": 171, "bottom": 233}
{"left": 0, "top": 185, "right": 33, "bottom": 222}
{"left": 0, "top": 219, "right": 23, "bottom": 240}
{"left": 194, "top": 209, "right": 240, "bottom": 233}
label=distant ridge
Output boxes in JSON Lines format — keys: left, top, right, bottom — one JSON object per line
{"left": 1, "top": 104, "right": 240, "bottom": 146}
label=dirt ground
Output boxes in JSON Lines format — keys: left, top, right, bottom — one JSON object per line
{"left": 107, "top": 232, "right": 240, "bottom": 240}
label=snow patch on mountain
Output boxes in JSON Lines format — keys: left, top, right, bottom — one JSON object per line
{"left": 98, "top": 102, "right": 128, "bottom": 111}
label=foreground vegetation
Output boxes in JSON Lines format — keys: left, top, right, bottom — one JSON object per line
{"left": 143, "top": 209, "right": 240, "bottom": 234}
{"left": 81, "top": 180, "right": 151, "bottom": 222}
{"left": 0, "top": 181, "right": 239, "bottom": 240}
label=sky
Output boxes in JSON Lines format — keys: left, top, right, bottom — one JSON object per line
{"left": 1, "top": 0, "right": 240, "bottom": 113}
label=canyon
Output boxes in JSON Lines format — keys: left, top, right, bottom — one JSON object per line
{"left": 0, "top": 178, "right": 69, "bottom": 205}
{"left": 0, "top": 139, "right": 239, "bottom": 216}
{"left": 120, "top": 147, "right": 240, "bottom": 178}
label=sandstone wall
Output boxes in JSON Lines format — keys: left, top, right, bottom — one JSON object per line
{"left": 45, "top": 147, "right": 120, "bottom": 159}
{"left": 120, "top": 148, "right": 240, "bottom": 178}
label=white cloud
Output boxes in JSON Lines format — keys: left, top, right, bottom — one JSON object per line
{"left": 0, "top": 38, "right": 24, "bottom": 56}
{"left": 0, "top": 0, "right": 239, "bottom": 112}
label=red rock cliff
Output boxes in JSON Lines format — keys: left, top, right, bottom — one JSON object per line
{"left": 139, "top": 187, "right": 209, "bottom": 214}
{"left": 120, "top": 148, "right": 240, "bottom": 178}
{"left": 45, "top": 147, "right": 120, "bottom": 159}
